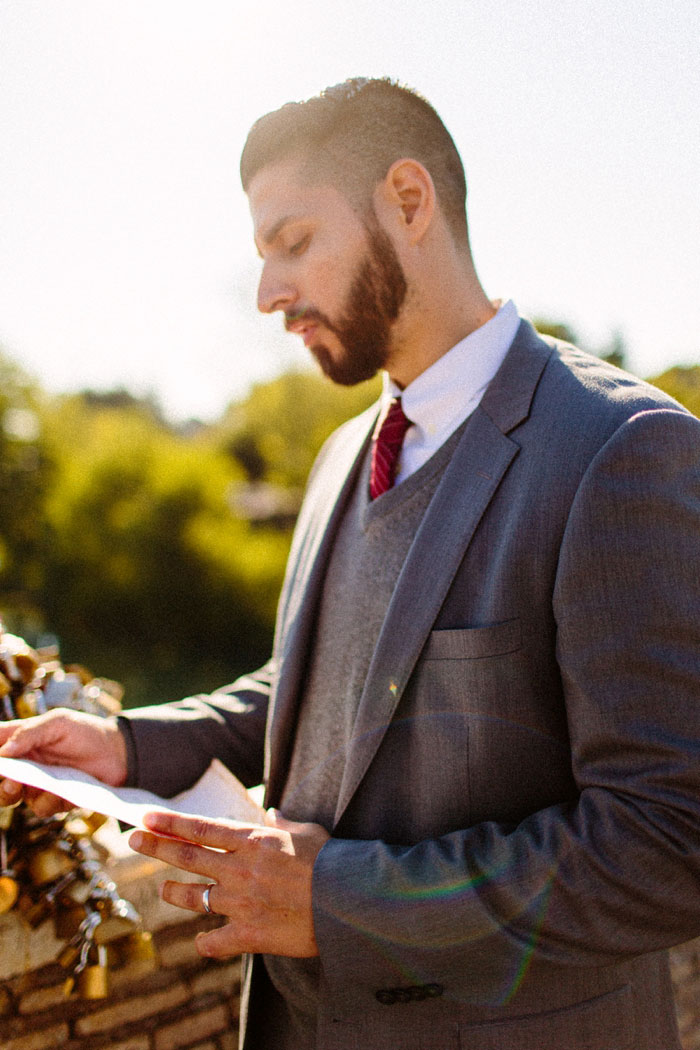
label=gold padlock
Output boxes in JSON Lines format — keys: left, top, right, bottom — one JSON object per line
{"left": 93, "top": 913, "right": 139, "bottom": 944}
{"left": 77, "top": 945, "right": 110, "bottom": 999}
{"left": 14, "top": 691, "right": 38, "bottom": 719}
{"left": 94, "top": 899, "right": 140, "bottom": 945}
{"left": 13, "top": 648, "right": 40, "bottom": 685}
{"left": 82, "top": 811, "right": 108, "bottom": 835}
{"left": 57, "top": 939, "right": 82, "bottom": 970}
{"left": 0, "top": 874, "right": 19, "bottom": 914}
{"left": 0, "top": 807, "right": 18, "bottom": 831}
{"left": 28, "top": 845, "right": 75, "bottom": 885}
{"left": 118, "top": 930, "right": 158, "bottom": 974}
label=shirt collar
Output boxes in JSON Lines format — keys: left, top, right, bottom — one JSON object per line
{"left": 381, "top": 299, "right": 520, "bottom": 445}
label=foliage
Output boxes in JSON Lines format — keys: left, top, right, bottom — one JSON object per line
{"left": 533, "top": 319, "right": 628, "bottom": 369}
{"left": 0, "top": 350, "right": 53, "bottom": 622}
{"left": 216, "top": 369, "right": 381, "bottom": 488}
{"left": 648, "top": 365, "right": 700, "bottom": 417}
{"left": 33, "top": 394, "right": 288, "bottom": 705}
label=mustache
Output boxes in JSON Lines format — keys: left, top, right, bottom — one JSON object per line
{"left": 284, "top": 307, "right": 333, "bottom": 332}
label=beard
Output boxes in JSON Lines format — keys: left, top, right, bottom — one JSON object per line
{"left": 288, "top": 216, "right": 408, "bottom": 386}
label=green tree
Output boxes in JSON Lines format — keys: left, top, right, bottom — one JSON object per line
{"left": 648, "top": 366, "right": 700, "bottom": 418}
{"left": 217, "top": 369, "right": 381, "bottom": 488}
{"left": 37, "top": 394, "right": 288, "bottom": 705}
{"left": 0, "top": 350, "right": 53, "bottom": 630}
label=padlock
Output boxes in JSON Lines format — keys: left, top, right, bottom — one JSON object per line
{"left": 0, "top": 807, "right": 17, "bottom": 831}
{"left": 57, "top": 938, "right": 82, "bottom": 970}
{"left": 81, "top": 811, "right": 108, "bottom": 835}
{"left": 0, "top": 873, "right": 19, "bottom": 913}
{"left": 77, "top": 945, "right": 110, "bottom": 999}
{"left": 14, "top": 691, "right": 38, "bottom": 719}
{"left": 118, "top": 930, "right": 158, "bottom": 974}
{"left": 93, "top": 898, "right": 140, "bottom": 944}
{"left": 27, "top": 844, "right": 75, "bottom": 885}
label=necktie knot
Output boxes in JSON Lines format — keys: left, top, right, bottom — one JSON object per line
{"left": 369, "top": 397, "right": 413, "bottom": 500}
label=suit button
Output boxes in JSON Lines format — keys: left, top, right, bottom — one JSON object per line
{"left": 424, "top": 983, "right": 444, "bottom": 999}
{"left": 375, "top": 989, "right": 397, "bottom": 1005}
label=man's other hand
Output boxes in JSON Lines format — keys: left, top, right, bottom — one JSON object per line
{"left": 0, "top": 709, "right": 128, "bottom": 815}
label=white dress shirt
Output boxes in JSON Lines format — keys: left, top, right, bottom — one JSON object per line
{"left": 381, "top": 299, "right": 521, "bottom": 486}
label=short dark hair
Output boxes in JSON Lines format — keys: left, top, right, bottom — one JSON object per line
{"left": 240, "top": 77, "right": 468, "bottom": 244}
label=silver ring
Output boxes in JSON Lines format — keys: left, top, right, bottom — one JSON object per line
{"left": 202, "top": 883, "right": 216, "bottom": 915}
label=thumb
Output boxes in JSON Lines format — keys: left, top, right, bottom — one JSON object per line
{"left": 0, "top": 715, "right": 53, "bottom": 757}
{"left": 0, "top": 720, "right": 21, "bottom": 746}
{"left": 0, "top": 725, "right": 27, "bottom": 756}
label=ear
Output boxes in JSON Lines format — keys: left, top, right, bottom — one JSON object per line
{"left": 375, "top": 159, "right": 436, "bottom": 244}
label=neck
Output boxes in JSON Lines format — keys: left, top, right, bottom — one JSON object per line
{"left": 385, "top": 253, "right": 496, "bottom": 389}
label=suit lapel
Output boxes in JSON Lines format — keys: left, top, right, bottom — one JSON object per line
{"left": 333, "top": 321, "right": 553, "bottom": 825}
{"left": 264, "top": 405, "right": 377, "bottom": 803}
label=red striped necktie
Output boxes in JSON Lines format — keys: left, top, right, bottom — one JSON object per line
{"left": 369, "top": 397, "right": 413, "bottom": 500}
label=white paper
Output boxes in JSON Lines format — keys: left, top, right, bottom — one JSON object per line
{"left": 0, "top": 756, "right": 266, "bottom": 829}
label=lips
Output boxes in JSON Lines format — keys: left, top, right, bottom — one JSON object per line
{"left": 285, "top": 316, "right": 320, "bottom": 347}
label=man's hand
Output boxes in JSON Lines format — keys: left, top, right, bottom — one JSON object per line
{"left": 0, "top": 709, "right": 128, "bottom": 814}
{"left": 129, "top": 809, "right": 331, "bottom": 958}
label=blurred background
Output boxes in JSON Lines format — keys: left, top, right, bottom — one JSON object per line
{"left": 1, "top": 0, "right": 698, "bottom": 705}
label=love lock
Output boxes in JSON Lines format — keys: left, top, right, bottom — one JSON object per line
{"left": 76, "top": 944, "right": 110, "bottom": 999}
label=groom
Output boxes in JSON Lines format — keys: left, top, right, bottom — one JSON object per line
{"left": 2, "top": 78, "right": 700, "bottom": 1050}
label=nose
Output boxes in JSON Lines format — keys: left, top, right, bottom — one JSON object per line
{"left": 257, "top": 262, "right": 297, "bottom": 315}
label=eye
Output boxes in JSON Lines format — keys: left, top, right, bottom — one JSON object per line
{"left": 289, "top": 235, "right": 309, "bottom": 256}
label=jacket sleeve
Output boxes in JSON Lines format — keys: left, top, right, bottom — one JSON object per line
{"left": 117, "top": 660, "right": 273, "bottom": 797}
{"left": 311, "top": 407, "right": 700, "bottom": 1004}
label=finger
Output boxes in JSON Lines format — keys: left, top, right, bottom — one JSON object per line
{"left": 25, "top": 789, "right": 70, "bottom": 817}
{"left": 161, "top": 879, "right": 219, "bottom": 915}
{"left": 0, "top": 721, "right": 22, "bottom": 746}
{"left": 142, "top": 811, "right": 259, "bottom": 851}
{"left": 0, "top": 778, "right": 23, "bottom": 806}
{"left": 196, "top": 922, "right": 249, "bottom": 959}
{"left": 129, "top": 829, "right": 231, "bottom": 881}
{"left": 0, "top": 715, "right": 58, "bottom": 758}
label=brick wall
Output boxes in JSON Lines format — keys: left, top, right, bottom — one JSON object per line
{"left": 1, "top": 820, "right": 699, "bottom": 1049}
{"left": 0, "top": 914, "right": 240, "bottom": 1050}
{"left": 0, "top": 822, "right": 241, "bottom": 1050}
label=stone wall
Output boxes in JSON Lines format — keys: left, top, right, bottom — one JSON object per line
{"left": 1, "top": 820, "right": 699, "bottom": 1049}
{"left": 0, "top": 822, "right": 241, "bottom": 1050}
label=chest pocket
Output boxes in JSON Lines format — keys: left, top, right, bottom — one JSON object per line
{"left": 423, "top": 618, "right": 522, "bottom": 661}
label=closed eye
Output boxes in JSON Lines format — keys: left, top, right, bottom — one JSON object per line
{"left": 289, "top": 235, "right": 309, "bottom": 256}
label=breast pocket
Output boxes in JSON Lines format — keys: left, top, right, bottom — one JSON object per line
{"left": 424, "top": 619, "right": 522, "bottom": 661}
{"left": 411, "top": 617, "right": 571, "bottom": 826}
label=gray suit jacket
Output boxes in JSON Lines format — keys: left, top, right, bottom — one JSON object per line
{"left": 121, "top": 322, "right": 700, "bottom": 1049}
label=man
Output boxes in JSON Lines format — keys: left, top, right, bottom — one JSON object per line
{"left": 2, "top": 78, "right": 700, "bottom": 1049}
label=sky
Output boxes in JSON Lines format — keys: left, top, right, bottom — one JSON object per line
{"left": 1, "top": 0, "right": 699, "bottom": 421}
